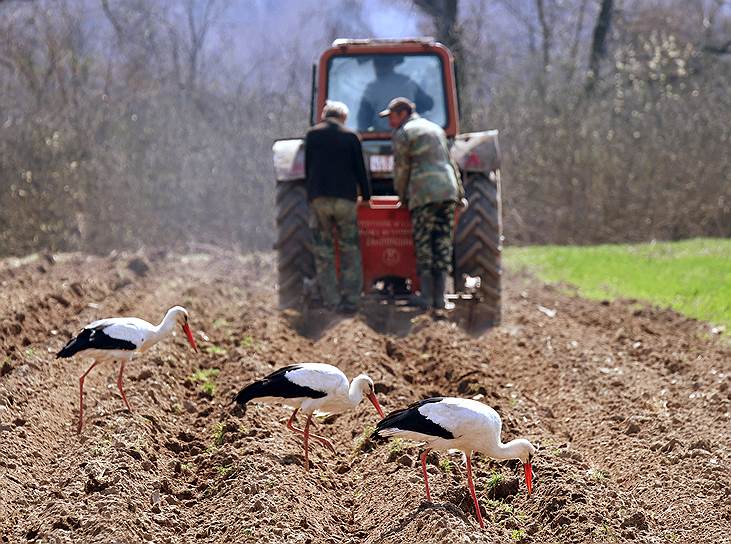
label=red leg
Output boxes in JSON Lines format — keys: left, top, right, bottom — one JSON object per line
{"left": 420, "top": 449, "right": 432, "bottom": 502}
{"left": 465, "top": 451, "right": 485, "bottom": 529}
{"left": 78, "top": 360, "right": 100, "bottom": 434}
{"left": 117, "top": 360, "right": 132, "bottom": 412}
{"left": 303, "top": 413, "right": 312, "bottom": 470}
{"left": 286, "top": 409, "right": 336, "bottom": 453}
{"left": 286, "top": 408, "right": 301, "bottom": 434}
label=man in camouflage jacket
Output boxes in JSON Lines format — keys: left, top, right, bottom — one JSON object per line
{"left": 379, "top": 97, "right": 464, "bottom": 310}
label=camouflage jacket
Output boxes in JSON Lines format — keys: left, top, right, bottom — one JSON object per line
{"left": 392, "top": 113, "right": 463, "bottom": 210}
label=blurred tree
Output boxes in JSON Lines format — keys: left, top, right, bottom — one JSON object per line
{"left": 0, "top": 0, "right": 728, "bottom": 256}
{"left": 585, "top": 0, "right": 614, "bottom": 94}
{"left": 413, "top": 0, "right": 467, "bottom": 113}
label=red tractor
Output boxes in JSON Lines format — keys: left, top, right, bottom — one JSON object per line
{"left": 273, "top": 38, "right": 502, "bottom": 333}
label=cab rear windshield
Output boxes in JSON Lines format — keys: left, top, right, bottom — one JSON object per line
{"left": 326, "top": 53, "right": 447, "bottom": 133}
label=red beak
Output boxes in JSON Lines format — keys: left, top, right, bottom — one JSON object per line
{"left": 524, "top": 463, "right": 533, "bottom": 495}
{"left": 367, "top": 392, "right": 385, "bottom": 418}
{"left": 182, "top": 323, "right": 198, "bottom": 352}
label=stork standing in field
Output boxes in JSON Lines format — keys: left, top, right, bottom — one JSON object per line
{"left": 374, "top": 397, "right": 535, "bottom": 529}
{"left": 57, "top": 306, "right": 198, "bottom": 433}
{"left": 233, "top": 362, "right": 385, "bottom": 470}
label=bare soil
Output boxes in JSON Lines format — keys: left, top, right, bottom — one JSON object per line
{"left": 1, "top": 250, "right": 729, "bottom": 544}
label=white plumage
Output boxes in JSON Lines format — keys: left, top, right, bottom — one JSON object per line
{"left": 57, "top": 306, "right": 198, "bottom": 432}
{"left": 376, "top": 397, "right": 535, "bottom": 529}
{"left": 234, "top": 362, "right": 385, "bottom": 470}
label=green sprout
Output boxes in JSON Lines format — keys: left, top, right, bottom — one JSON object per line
{"left": 439, "top": 457, "right": 453, "bottom": 474}
{"left": 593, "top": 522, "right": 615, "bottom": 538}
{"left": 484, "top": 499, "right": 514, "bottom": 516}
{"left": 216, "top": 464, "right": 233, "bottom": 477}
{"left": 190, "top": 368, "right": 220, "bottom": 396}
{"left": 388, "top": 438, "right": 404, "bottom": 456}
{"left": 486, "top": 471, "right": 504, "bottom": 490}
{"left": 587, "top": 467, "right": 606, "bottom": 481}
{"left": 353, "top": 425, "right": 375, "bottom": 453}
{"left": 510, "top": 529, "right": 526, "bottom": 541}
{"left": 201, "top": 381, "right": 216, "bottom": 396}
{"left": 211, "top": 422, "right": 226, "bottom": 446}
{"left": 212, "top": 318, "right": 228, "bottom": 329}
{"left": 191, "top": 368, "right": 220, "bottom": 381}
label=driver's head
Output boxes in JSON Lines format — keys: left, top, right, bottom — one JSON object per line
{"left": 373, "top": 55, "right": 401, "bottom": 77}
{"left": 322, "top": 100, "right": 349, "bottom": 123}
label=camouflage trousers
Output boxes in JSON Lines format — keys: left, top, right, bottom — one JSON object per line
{"left": 411, "top": 201, "right": 456, "bottom": 274}
{"left": 309, "top": 197, "right": 363, "bottom": 308}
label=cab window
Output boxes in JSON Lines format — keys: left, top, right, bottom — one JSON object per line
{"left": 327, "top": 54, "right": 447, "bottom": 133}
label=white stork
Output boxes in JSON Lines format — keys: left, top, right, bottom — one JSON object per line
{"left": 374, "top": 397, "right": 535, "bottom": 529}
{"left": 233, "top": 362, "right": 385, "bottom": 470}
{"left": 56, "top": 306, "right": 198, "bottom": 433}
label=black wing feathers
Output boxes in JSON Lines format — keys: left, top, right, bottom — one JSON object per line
{"left": 56, "top": 325, "right": 137, "bottom": 358}
{"left": 233, "top": 364, "right": 328, "bottom": 406}
{"left": 375, "top": 397, "right": 454, "bottom": 440}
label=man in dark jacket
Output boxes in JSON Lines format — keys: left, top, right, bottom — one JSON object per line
{"left": 305, "top": 100, "right": 371, "bottom": 313}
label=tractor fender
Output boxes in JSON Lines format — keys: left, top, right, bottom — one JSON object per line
{"left": 272, "top": 138, "right": 305, "bottom": 182}
{"left": 451, "top": 130, "right": 500, "bottom": 174}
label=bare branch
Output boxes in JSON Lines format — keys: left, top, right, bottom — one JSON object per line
{"left": 494, "top": 0, "right": 538, "bottom": 54}
{"left": 566, "top": 0, "right": 589, "bottom": 82}
{"left": 100, "top": 0, "right": 123, "bottom": 42}
{"left": 535, "top": 0, "right": 552, "bottom": 71}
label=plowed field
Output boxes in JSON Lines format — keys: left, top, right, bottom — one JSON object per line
{"left": 1, "top": 250, "right": 729, "bottom": 543}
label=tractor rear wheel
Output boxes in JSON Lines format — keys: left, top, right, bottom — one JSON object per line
{"left": 276, "top": 180, "right": 315, "bottom": 309}
{"left": 454, "top": 170, "right": 502, "bottom": 325}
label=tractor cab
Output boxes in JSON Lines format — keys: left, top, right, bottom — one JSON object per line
{"left": 273, "top": 38, "right": 503, "bottom": 335}
{"left": 315, "top": 39, "right": 459, "bottom": 195}
{"left": 319, "top": 39, "right": 458, "bottom": 138}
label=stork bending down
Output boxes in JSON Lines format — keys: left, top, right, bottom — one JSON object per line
{"left": 375, "top": 397, "right": 535, "bottom": 529}
{"left": 233, "top": 362, "right": 384, "bottom": 470}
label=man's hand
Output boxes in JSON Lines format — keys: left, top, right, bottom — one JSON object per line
{"left": 458, "top": 197, "right": 469, "bottom": 210}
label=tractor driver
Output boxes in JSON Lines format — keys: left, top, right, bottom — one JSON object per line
{"left": 305, "top": 100, "right": 371, "bottom": 314}
{"left": 380, "top": 97, "right": 465, "bottom": 313}
{"left": 357, "top": 56, "right": 434, "bottom": 132}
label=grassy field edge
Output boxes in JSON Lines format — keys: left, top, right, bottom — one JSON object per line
{"left": 504, "top": 238, "right": 731, "bottom": 332}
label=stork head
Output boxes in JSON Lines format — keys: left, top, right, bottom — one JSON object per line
{"left": 167, "top": 306, "right": 198, "bottom": 352}
{"left": 351, "top": 374, "right": 385, "bottom": 418}
{"left": 512, "top": 438, "right": 536, "bottom": 495}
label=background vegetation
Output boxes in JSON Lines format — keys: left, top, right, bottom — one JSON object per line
{"left": 1, "top": 0, "right": 729, "bottom": 256}
{"left": 506, "top": 238, "right": 731, "bottom": 330}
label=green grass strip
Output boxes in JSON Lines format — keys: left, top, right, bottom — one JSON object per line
{"left": 505, "top": 238, "right": 731, "bottom": 331}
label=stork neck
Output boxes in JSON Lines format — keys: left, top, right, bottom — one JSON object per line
{"left": 153, "top": 311, "right": 178, "bottom": 339}
{"left": 484, "top": 438, "right": 529, "bottom": 462}
{"left": 347, "top": 380, "right": 365, "bottom": 407}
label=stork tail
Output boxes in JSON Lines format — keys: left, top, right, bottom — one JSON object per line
{"left": 56, "top": 329, "right": 93, "bottom": 358}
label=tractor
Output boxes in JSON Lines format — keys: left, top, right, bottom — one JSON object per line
{"left": 272, "top": 38, "right": 502, "bottom": 334}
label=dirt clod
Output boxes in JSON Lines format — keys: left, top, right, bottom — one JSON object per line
{"left": 621, "top": 512, "right": 649, "bottom": 532}
{"left": 127, "top": 257, "right": 150, "bottom": 277}
{"left": 625, "top": 420, "right": 641, "bottom": 435}
{"left": 487, "top": 476, "right": 520, "bottom": 500}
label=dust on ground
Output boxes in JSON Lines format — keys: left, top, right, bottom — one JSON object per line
{"left": 1, "top": 250, "right": 729, "bottom": 544}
